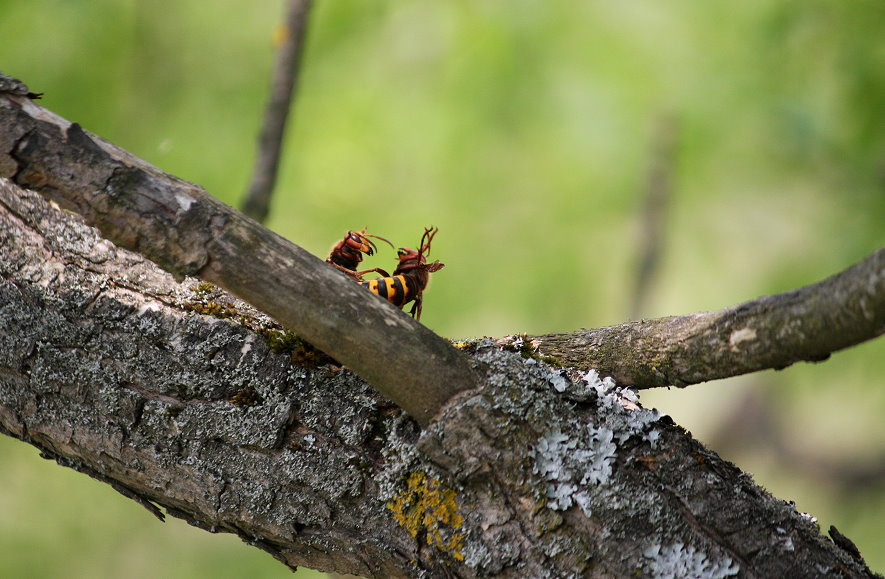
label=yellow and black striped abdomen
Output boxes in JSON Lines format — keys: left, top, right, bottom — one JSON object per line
{"left": 360, "top": 275, "right": 413, "bottom": 307}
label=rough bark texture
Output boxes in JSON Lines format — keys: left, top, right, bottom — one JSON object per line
{"left": 1, "top": 180, "right": 878, "bottom": 577}
{"left": 0, "top": 91, "right": 478, "bottom": 426}
{"left": 530, "top": 247, "right": 885, "bottom": 389}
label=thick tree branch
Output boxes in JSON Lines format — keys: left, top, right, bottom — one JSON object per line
{"left": 0, "top": 90, "right": 479, "bottom": 426}
{"left": 242, "top": 0, "right": 314, "bottom": 223}
{"left": 1, "top": 180, "right": 878, "bottom": 576}
{"left": 530, "top": 247, "right": 884, "bottom": 388}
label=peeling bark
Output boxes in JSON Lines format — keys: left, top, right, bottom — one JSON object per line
{"left": 1, "top": 180, "right": 878, "bottom": 577}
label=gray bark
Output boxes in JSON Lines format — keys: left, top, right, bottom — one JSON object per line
{"left": 1, "top": 179, "right": 877, "bottom": 577}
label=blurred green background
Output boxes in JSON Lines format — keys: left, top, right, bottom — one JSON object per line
{"left": 2, "top": 0, "right": 883, "bottom": 576}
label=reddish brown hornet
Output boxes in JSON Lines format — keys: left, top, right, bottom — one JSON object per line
{"left": 359, "top": 227, "right": 445, "bottom": 321}
{"left": 326, "top": 227, "right": 394, "bottom": 281}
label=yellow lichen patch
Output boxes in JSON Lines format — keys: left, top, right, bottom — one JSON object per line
{"left": 387, "top": 471, "right": 466, "bottom": 561}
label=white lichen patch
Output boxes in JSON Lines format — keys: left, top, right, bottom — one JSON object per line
{"left": 135, "top": 302, "right": 162, "bottom": 317}
{"left": 642, "top": 542, "right": 739, "bottom": 578}
{"left": 580, "top": 369, "right": 663, "bottom": 447}
{"left": 375, "top": 412, "right": 423, "bottom": 502}
{"left": 798, "top": 511, "right": 817, "bottom": 524}
{"left": 527, "top": 363, "right": 669, "bottom": 518}
{"left": 532, "top": 424, "right": 617, "bottom": 515}
{"left": 548, "top": 371, "right": 570, "bottom": 393}
{"left": 239, "top": 333, "right": 256, "bottom": 360}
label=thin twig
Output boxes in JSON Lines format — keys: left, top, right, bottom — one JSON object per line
{"left": 241, "top": 0, "right": 314, "bottom": 223}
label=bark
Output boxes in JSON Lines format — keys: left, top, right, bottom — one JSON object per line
{"left": 530, "top": 247, "right": 885, "bottom": 389}
{"left": 0, "top": 180, "right": 878, "bottom": 577}
{"left": 0, "top": 91, "right": 479, "bottom": 426}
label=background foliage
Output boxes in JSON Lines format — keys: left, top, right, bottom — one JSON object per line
{"left": 2, "top": 1, "right": 883, "bottom": 576}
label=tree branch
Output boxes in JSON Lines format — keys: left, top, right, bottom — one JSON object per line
{"left": 241, "top": 0, "right": 314, "bottom": 223}
{"left": 0, "top": 90, "right": 479, "bottom": 426}
{"left": 530, "top": 247, "right": 885, "bottom": 388}
{"left": 1, "top": 179, "right": 877, "bottom": 576}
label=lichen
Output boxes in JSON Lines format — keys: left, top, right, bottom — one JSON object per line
{"left": 532, "top": 424, "right": 618, "bottom": 516}
{"left": 182, "top": 281, "right": 332, "bottom": 367}
{"left": 587, "top": 370, "right": 661, "bottom": 440}
{"left": 642, "top": 542, "right": 739, "bottom": 578}
{"left": 386, "top": 471, "right": 466, "bottom": 562}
